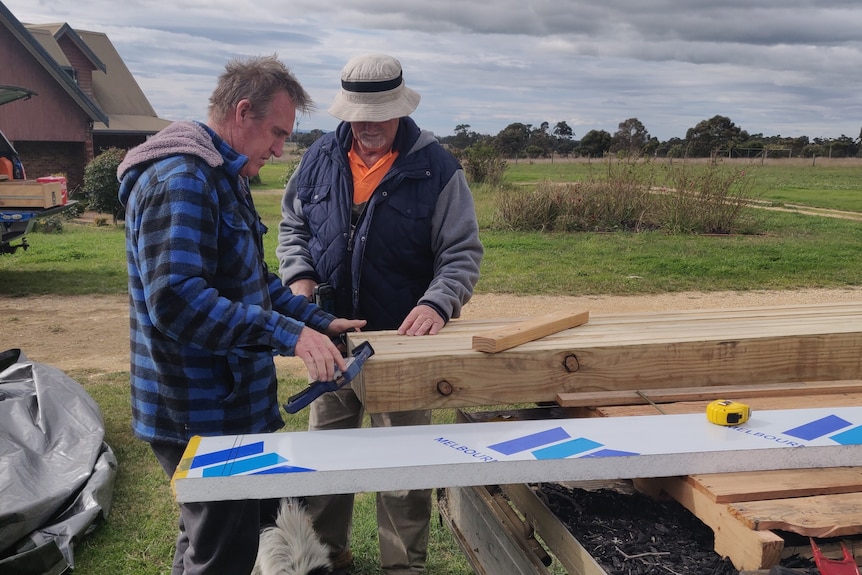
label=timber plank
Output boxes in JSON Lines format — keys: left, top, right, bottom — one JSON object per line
{"left": 506, "top": 316, "right": 862, "bottom": 348}
{"left": 557, "top": 380, "right": 862, "bottom": 408}
{"left": 351, "top": 303, "right": 862, "bottom": 413}
{"left": 351, "top": 318, "right": 862, "bottom": 360}
{"left": 362, "top": 303, "right": 862, "bottom": 355}
{"left": 471, "top": 310, "right": 589, "bottom": 353}
{"left": 634, "top": 476, "right": 784, "bottom": 571}
{"left": 592, "top": 393, "right": 862, "bottom": 417}
{"left": 687, "top": 467, "right": 862, "bottom": 503}
{"left": 504, "top": 483, "right": 608, "bottom": 575}
{"left": 439, "top": 486, "right": 552, "bottom": 575}
{"left": 729, "top": 492, "right": 862, "bottom": 538}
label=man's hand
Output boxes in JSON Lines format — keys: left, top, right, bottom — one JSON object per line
{"left": 295, "top": 327, "right": 347, "bottom": 381}
{"left": 289, "top": 278, "right": 316, "bottom": 300}
{"left": 326, "top": 318, "right": 366, "bottom": 337}
{"left": 398, "top": 304, "right": 444, "bottom": 336}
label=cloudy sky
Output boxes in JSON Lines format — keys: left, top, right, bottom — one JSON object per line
{"left": 6, "top": 0, "right": 862, "bottom": 141}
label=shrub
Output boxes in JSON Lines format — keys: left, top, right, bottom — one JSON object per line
{"left": 63, "top": 200, "right": 86, "bottom": 219}
{"left": 493, "top": 184, "right": 559, "bottom": 231}
{"left": 656, "top": 163, "right": 762, "bottom": 234}
{"left": 32, "top": 216, "right": 64, "bottom": 234}
{"left": 82, "top": 147, "right": 126, "bottom": 224}
{"left": 280, "top": 158, "right": 300, "bottom": 188}
{"left": 494, "top": 161, "right": 656, "bottom": 233}
{"left": 458, "top": 143, "right": 507, "bottom": 186}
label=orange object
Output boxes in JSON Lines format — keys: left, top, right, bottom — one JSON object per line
{"left": 0, "top": 157, "right": 13, "bottom": 180}
{"left": 810, "top": 538, "right": 860, "bottom": 575}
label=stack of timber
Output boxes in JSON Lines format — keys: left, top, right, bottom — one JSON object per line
{"left": 577, "top": 386, "right": 862, "bottom": 571}
{"left": 347, "top": 302, "right": 862, "bottom": 573}
{"left": 350, "top": 302, "right": 862, "bottom": 414}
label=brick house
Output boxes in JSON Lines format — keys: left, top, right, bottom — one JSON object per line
{"left": 0, "top": 1, "right": 170, "bottom": 194}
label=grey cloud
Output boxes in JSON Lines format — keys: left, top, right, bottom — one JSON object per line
{"left": 4, "top": 0, "right": 861, "bottom": 140}
{"left": 293, "top": 0, "right": 862, "bottom": 44}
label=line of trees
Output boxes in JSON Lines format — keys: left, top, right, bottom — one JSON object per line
{"left": 438, "top": 116, "right": 862, "bottom": 159}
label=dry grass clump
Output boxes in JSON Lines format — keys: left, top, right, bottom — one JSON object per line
{"left": 494, "top": 161, "right": 761, "bottom": 234}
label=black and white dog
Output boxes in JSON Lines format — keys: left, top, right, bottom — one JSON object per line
{"left": 252, "top": 498, "right": 331, "bottom": 575}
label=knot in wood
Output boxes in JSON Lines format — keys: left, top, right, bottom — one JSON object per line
{"left": 563, "top": 354, "right": 580, "bottom": 373}
{"left": 436, "top": 380, "right": 453, "bottom": 396}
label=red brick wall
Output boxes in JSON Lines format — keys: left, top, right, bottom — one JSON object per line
{"left": 58, "top": 35, "right": 95, "bottom": 97}
{"left": 0, "top": 31, "right": 91, "bottom": 142}
{"left": 15, "top": 141, "right": 88, "bottom": 196}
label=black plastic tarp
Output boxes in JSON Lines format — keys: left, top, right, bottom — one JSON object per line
{"left": 0, "top": 349, "right": 117, "bottom": 574}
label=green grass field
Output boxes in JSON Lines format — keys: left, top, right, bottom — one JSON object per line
{"left": 3, "top": 159, "right": 861, "bottom": 297}
{"left": 2, "top": 158, "right": 861, "bottom": 574}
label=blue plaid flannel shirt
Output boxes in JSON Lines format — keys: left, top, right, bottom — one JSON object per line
{"left": 119, "top": 122, "right": 332, "bottom": 444}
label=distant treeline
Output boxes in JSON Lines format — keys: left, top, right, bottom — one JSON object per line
{"left": 291, "top": 116, "right": 861, "bottom": 160}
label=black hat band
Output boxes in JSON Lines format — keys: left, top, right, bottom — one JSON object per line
{"left": 342, "top": 72, "right": 403, "bottom": 93}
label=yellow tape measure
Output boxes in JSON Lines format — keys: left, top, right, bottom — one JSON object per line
{"left": 706, "top": 399, "right": 751, "bottom": 426}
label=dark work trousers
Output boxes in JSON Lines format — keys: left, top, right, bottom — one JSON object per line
{"left": 151, "top": 441, "right": 280, "bottom": 575}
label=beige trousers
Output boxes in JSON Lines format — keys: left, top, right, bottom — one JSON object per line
{"left": 304, "top": 383, "right": 432, "bottom": 574}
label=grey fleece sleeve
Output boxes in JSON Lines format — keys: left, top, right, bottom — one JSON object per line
{"left": 420, "top": 168, "right": 484, "bottom": 320}
{"left": 276, "top": 163, "right": 317, "bottom": 286}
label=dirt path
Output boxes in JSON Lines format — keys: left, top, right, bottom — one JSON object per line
{"left": 3, "top": 288, "right": 861, "bottom": 377}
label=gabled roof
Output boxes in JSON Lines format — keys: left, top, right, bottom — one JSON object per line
{"left": 28, "top": 22, "right": 106, "bottom": 74}
{"left": 73, "top": 28, "right": 172, "bottom": 135}
{"left": 0, "top": 2, "right": 108, "bottom": 125}
{"left": 25, "top": 21, "right": 171, "bottom": 135}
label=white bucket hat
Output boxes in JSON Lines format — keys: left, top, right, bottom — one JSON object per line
{"left": 328, "top": 54, "right": 421, "bottom": 122}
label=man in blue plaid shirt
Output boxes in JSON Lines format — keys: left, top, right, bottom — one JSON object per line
{"left": 118, "top": 55, "right": 365, "bottom": 575}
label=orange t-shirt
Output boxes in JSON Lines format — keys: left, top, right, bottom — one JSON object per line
{"left": 348, "top": 147, "right": 399, "bottom": 204}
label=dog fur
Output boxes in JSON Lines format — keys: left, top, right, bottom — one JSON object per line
{"left": 252, "top": 498, "right": 331, "bottom": 575}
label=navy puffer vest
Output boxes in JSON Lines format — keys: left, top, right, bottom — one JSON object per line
{"left": 294, "top": 118, "right": 459, "bottom": 330}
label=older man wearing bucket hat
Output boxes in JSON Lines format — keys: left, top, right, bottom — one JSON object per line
{"left": 277, "top": 54, "right": 483, "bottom": 574}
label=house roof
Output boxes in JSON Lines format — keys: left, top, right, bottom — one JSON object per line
{"left": 0, "top": 2, "right": 108, "bottom": 125}
{"left": 27, "top": 22, "right": 106, "bottom": 73}
{"left": 25, "top": 23, "right": 171, "bottom": 135}
{"left": 74, "top": 29, "right": 172, "bottom": 134}
{"left": 0, "top": 2, "right": 170, "bottom": 136}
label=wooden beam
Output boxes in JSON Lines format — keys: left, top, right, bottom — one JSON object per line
{"left": 503, "top": 483, "right": 608, "bottom": 575}
{"left": 634, "top": 476, "right": 784, "bottom": 571}
{"left": 591, "top": 392, "right": 862, "bottom": 417}
{"left": 556, "top": 380, "right": 862, "bottom": 408}
{"left": 350, "top": 303, "right": 862, "bottom": 413}
{"left": 472, "top": 310, "right": 589, "bottom": 353}
{"left": 438, "top": 486, "right": 552, "bottom": 575}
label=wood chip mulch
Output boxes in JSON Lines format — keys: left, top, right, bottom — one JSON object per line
{"left": 533, "top": 483, "right": 816, "bottom": 575}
